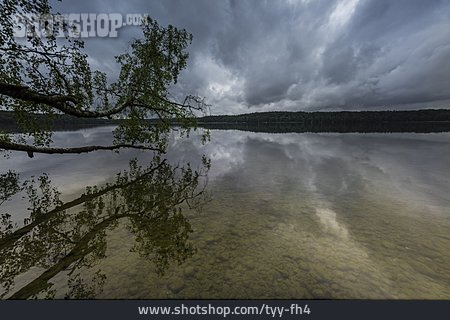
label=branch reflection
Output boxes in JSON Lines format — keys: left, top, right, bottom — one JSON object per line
{"left": 0, "top": 156, "right": 210, "bottom": 299}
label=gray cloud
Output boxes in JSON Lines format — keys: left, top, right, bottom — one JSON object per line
{"left": 50, "top": 0, "right": 450, "bottom": 114}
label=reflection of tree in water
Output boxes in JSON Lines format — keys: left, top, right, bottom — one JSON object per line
{"left": 0, "top": 156, "right": 210, "bottom": 299}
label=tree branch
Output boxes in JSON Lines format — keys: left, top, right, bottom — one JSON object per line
{"left": 0, "top": 83, "right": 131, "bottom": 118}
{"left": 0, "top": 82, "right": 205, "bottom": 119}
{"left": 0, "top": 140, "right": 163, "bottom": 158}
{"left": 0, "top": 47, "right": 70, "bottom": 58}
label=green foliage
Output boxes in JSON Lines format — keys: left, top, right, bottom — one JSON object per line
{"left": 1, "top": 1, "right": 92, "bottom": 146}
{"left": 0, "top": 0, "right": 208, "bottom": 152}
{"left": 0, "top": 170, "right": 20, "bottom": 205}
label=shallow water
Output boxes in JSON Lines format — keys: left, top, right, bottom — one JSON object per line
{"left": 1, "top": 127, "right": 449, "bottom": 299}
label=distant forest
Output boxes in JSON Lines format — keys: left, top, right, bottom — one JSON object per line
{"left": 194, "top": 109, "right": 450, "bottom": 133}
{"left": 2, "top": 109, "right": 450, "bottom": 133}
{"left": 197, "top": 109, "right": 450, "bottom": 124}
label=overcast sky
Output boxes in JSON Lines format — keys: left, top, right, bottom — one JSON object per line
{"left": 51, "top": 0, "right": 450, "bottom": 114}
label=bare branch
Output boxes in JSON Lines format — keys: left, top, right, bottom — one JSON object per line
{"left": 0, "top": 47, "right": 70, "bottom": 58}
{"left": 0, "top": 140, "right": 163, "bottom": 158}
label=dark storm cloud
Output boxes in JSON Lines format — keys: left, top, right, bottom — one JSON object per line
{"left": 50, "top": 0, "right": 450, "bottom": 113}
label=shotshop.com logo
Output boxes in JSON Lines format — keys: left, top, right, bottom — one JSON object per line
{"left": 12, "top": 13, "right": 150, "bottom": 38}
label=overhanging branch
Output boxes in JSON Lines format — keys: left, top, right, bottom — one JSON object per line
{"left": 0, "top": 140, "right": 163, "bottom": 158}
{"left": 0, "top": 83, "right": 131, "bottom": 118}
{"left": 0, "top": 82, "right": 205, "bottom": 119}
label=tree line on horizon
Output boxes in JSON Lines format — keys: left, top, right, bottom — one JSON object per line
{"left": 196, "top": 109, "right": 450, "bottom": 124}
{"left": 3, "top": 109, "right": 450, "bottom": 135}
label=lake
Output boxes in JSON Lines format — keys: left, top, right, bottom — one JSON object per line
{"left": 1, "top": 126, "right": 449, "bottom": 299}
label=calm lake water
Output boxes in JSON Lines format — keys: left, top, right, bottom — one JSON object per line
{"left": 1, "top": 126, "right": 449, "bottom": 299}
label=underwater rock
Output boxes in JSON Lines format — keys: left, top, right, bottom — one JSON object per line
{"left": 184, "top": 266, "right": 196, "bottom": 278}
{"left": 169, "top": 278, "right": 185, "bottom": 294}
{"left": 216, "top": 254, "right": 228, "bottom": 262}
